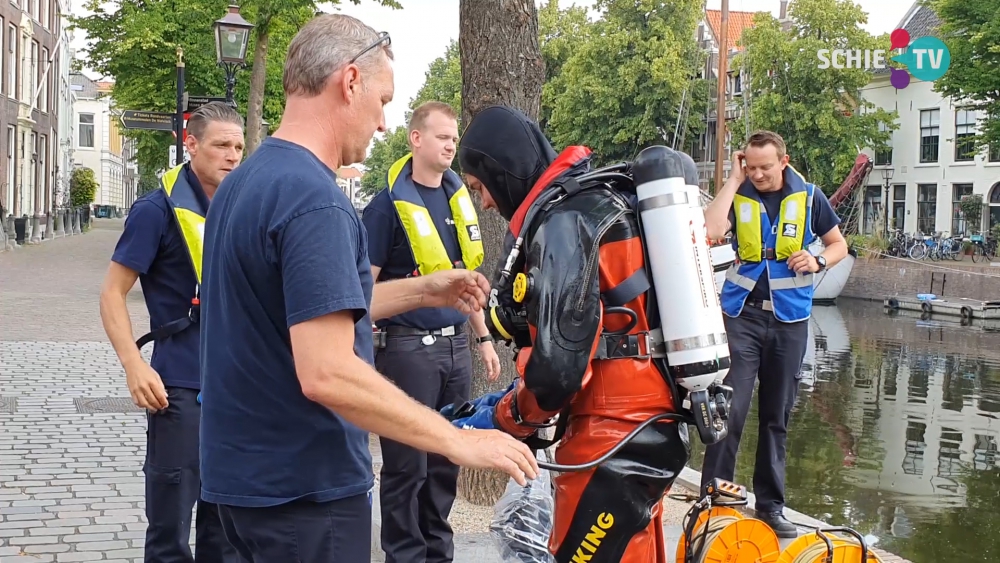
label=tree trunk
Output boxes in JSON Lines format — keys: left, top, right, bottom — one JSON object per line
{"left": 245, "top": 19, "right": 271, "bottom": 156}
{"left": 457, "top": 0, "right": 545, "bottom": 507}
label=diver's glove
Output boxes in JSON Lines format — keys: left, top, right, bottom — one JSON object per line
{"left": 440, "top": 379, "right": 517, "bottom": 419}
{"left": 440, "top": 379, "right": 517, "bottom": 429}
{"left": 451, "top": 406, "right": 499, "bottom": 430}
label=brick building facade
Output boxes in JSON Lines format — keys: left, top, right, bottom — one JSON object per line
{"left": 1, "top": 0, "right": 64, "bottom": 242}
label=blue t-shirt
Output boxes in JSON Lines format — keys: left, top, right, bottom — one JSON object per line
{"left": 199, "top": 137, "right": 374, "bottom": 507}
{"left": 728, "top": 184, "right": 841, "bottom": 302}
{"left": 111, "top": 164, "right": 209, "bottom": 390}
{"left": 362, "top": 183, "right": 469, "bottom": 330}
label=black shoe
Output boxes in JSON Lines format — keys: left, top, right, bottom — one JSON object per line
{"left": 756, "top": 511, "right": 799, "bottom": 538}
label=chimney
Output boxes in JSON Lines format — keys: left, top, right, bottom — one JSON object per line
{"left": 780, "top": 0, "right": 788, "bottom": 19}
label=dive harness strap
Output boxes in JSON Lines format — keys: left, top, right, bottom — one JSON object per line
{"left": 135, "top": 285, "right": 201, "bottom": 350}
{"left": 594, "top": 265, "right": 665, "bottom": 361}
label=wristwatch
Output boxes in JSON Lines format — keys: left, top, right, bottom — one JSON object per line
{"left": 475, "top": 334, "right": 495, "bottom": 345}
{"left": 815, "top": 255, "right": 827, "bottom": 272}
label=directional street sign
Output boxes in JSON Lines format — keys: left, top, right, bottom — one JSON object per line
{"left": 120, "top": 110, "right": 175, "bottom": 131}
{"left": 184, "top": 95, "right": 228, "bottom": 112}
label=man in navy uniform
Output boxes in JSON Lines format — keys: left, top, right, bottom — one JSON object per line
{"left": 362, "top": 101, "right": 501, "bottom": 563}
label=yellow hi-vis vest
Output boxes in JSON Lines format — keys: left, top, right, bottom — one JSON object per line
{"left": 134, "top": 164, "right": 207, "bottom": 350}
{"left": 386, "top": 153, "right": 484, "bottom": 275}
{"left": 719, "top": 166, "right": 817, "bottom": 323}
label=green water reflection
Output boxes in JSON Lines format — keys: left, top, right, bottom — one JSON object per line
{"left": 687, "top": 298, "right": 1000, "bottom": 563}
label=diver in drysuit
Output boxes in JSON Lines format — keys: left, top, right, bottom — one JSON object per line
{"left": 443, "top": 105, "right": 693, "bottom": 563}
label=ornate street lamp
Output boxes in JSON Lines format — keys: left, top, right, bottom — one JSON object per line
{"left": 213, "top": 5, "right": 254, "bottom": 108}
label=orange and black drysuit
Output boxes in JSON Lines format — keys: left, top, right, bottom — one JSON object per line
{"left": 456, "top": 106, "right": 690, "bottom": 563}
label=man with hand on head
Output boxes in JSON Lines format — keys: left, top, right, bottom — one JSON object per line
{"left": 198, "top": 14, "right": 538, "bottom": 563}
{"left": 99, "top": 101, "right": 244, "bottom": 563}
{"left": 363, "top": 100, "right": 501, "bottom": 563}
{"left": 701, "top": 130, "right": 848, "bottom": 539}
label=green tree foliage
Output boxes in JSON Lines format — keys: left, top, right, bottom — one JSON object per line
{"left": 70, "top": 167, "right": 99, "bottom": 208}
{"left": 543, "top": 0, "right": 709, "bottom": 164}
{"left": 360, "top": 40, "right": 462, "bottom": 196}
{"left": 69, "top": 0, "right": 394, "bottom": 179}
{"left": 735, "top": 0, "right": 897, "bottom": 193}
{"left": 537, "top": 0, "right": 592, "bottom": 130}
{"left": 70, "top": 0, "right": 299, "bottom": 177}
{"left": 926, "top": 0, "right": 1000, "bottom": 158}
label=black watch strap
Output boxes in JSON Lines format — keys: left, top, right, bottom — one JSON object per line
{"left": 476, "top": 334, "right": 495, "bottom": 344}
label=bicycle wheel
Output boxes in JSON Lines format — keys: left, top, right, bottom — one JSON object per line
{"left": 973, "top": 245, "right": 986, "bottom": 263}
{"left": 929, "top": 247, "right": 940, "bottom": 261}
{"left": 909, "top": 243, "right": 927, "bottom": 260}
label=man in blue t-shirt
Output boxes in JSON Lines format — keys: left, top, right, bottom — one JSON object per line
{"left": 362, "top": 101, "right": 501, "bottom": 563}
{"left": 198, "top": 15, "right": 537, "bottom": 563}
{"left": 99, "top": 102, "right": 244, "bottom": 562}
{"left": 700, "top": 130, "right": 849, "bottom": 539}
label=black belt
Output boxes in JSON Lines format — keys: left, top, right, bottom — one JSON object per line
{"left": 383, "top": 324, "right": 462, "bottom": 337}
{"left": 745, "top": 298, "right": 774, "bottom": 311}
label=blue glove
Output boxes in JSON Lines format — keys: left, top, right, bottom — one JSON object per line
{"left": 439, "top": 379, "right": 517, "bottom": 419}
{"left": 451, "top": 405, "right": 497, "bottom": 430}
{"left": 197, "top": 392, "right": 202, "bottom": 404}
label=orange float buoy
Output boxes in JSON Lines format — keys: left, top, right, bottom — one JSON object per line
{"left": 675, "top": 507, "right": 781, "bottom": 563}
{"left": 777, "top": 530, "right": 883, "bottom": 563}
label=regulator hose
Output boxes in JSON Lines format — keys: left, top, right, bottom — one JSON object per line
{"left": 535, "top": 412, "right": 692, "bottom": 472}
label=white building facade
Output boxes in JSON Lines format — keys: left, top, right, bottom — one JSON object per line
{"left": 858, "top": 2, "right": 1000, "bottom": 237}
{"left": 71, "top": 72, "right": 130, "bottom": 209}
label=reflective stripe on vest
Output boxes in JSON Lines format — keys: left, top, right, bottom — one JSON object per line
{"left": 161, "top": 164, "right": 206, "bottom": 284}
{"left": 386, "top": 153, "right": 484, "bottom": 275}
{"left": 720, "top": 166, "right": 816, "bottom": 323}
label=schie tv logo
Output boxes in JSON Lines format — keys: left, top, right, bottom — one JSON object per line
{"left": 817, "top": 29, "right": 951, "bottom": 89}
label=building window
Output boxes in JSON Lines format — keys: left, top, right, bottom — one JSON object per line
{"left": 863, "top": 185, "right": 882, "bottom": 235}
{"left": 952, "top": 184, "right": 974, "bottom": 234}
{"left": 7, "top": 24, "right": 15, "bottom": 97}
{"left": 875, "top": 121, "right": 892, "bottom": 165}
{"left": 30, "top": 0, "right": 38, "bottom": 21}
{"left": 39, "top": 134, "right": 46, "bottom": 200}
{"left": 990, "top": 142, "right": 1000, "bottom": 163}
{"left": 40, "top": 0, "right": 48, "bottom": 29}
{"left": 6, "top": 126, "right": 14, "bottom": 206}
{"left": 892, "top": 184, "right": 906, "bottom": 231}
{"left": 955, "top": 109, "right": 977, "bottom": 162}
{"left": 28, "top": 132, "right": 36, "bottom": 198}
{"left": 79, "top": 113, "right": 94, "bottom": 148}
{"left": 40, "top": 47, "right": 47, "bottom": 111}
{"left": 27, "top": 40, "right": 37, "bottom": 103}
{"left": 917, "top": 184, "right": 937, "bottom": 234}
{"left": 920, "top": 109, "right": 940, "bottom": 163}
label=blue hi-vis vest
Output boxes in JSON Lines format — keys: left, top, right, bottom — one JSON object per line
{"left": 720, "top": 168, "right": 817, "bottom": 323}
{"left": 386, "top": 153, "right": 484, "bottom": 275}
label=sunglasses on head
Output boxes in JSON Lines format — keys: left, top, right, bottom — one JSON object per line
{"left": 350, "top": 31, "right": 391, "bottom": 65}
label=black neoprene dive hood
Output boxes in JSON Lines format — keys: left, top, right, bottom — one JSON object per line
{"left": 457, "top": 106, "right": 558, "bottom": 221}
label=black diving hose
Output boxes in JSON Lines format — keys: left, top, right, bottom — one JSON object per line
{"left": 534, "top": 412, "right": 692, "bottom": 472}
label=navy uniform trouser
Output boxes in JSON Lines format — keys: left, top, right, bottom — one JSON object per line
{"left": 700, "top": 301, "right": 808, "bottom": 514}
{"left": 375, "top": 331, "right": 472, "bottom": 563}
{"left": 144, "top": 386, "right": 237, "bottom": 562}
{"left": 218, "top": 494, "right": 372, "bottom": 563}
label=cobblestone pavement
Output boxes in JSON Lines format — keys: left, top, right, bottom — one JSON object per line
{"left": 1, "top": 220, "right": 153, "bottom": 563}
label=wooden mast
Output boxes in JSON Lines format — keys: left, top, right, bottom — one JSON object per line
{"left": 712, "top": 0, "right": 730, "bottom": 195}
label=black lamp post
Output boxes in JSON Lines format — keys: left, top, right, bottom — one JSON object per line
{"left": 213, "top": 5, "right": 254, "bottom": 108}
{"left": 881, "top": 167, "right": 894, "bottom": 235}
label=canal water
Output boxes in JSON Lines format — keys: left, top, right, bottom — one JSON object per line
{"left": 687, "top": 297, "right": 1000, "bottom": 563}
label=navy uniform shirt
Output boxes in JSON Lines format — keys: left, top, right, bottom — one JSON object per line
{"left": 728, "top": 183, "right": 841, "bottom": 302}
{"left": 199, "top": 137, "right": 374, "bottom": 507}
{"left": 111, "top": 164, "right": 209, "bottom": 390}
{"left": 362, "top": 183, "right": 469, "bottom": 330}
